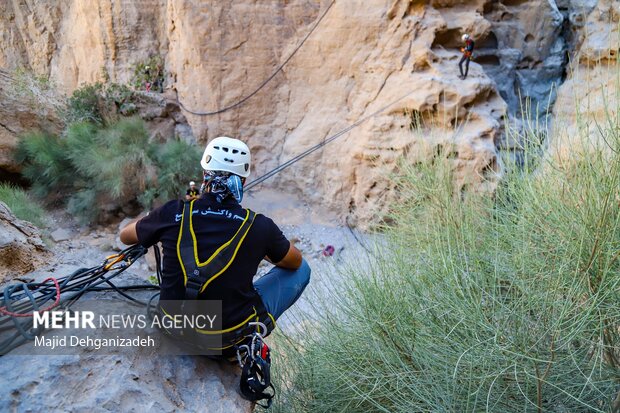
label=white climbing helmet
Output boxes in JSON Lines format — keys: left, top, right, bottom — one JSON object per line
{"left": 189, "top": 181, "right": 196, "bottom": 186}
{"left": 462, "top": 33, "right": 470, "bottom": 41}
{"left": 200, "top": 136, "right": 251, "bottom": 178}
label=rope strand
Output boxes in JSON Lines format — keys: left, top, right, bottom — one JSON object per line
{"left": 173, "top": 0, "right": 336, "bottom": 116}
{"left": 245, "top": 90, "right": 416, "bottom": 191}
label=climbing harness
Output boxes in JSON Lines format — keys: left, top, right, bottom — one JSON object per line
{"left": 170, "top": 200, "right": 275, "bottom": 346}
{"left": 177, "top": 199, "right": 256, "bottom": 299}
{"left": 168, "top": 200, "right": 277, "bottom": 405}
{"left": 172, "top": 0, "right": 336, "bottom": 116}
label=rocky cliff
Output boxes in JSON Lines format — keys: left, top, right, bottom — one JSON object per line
{"left": 0, "top": 201, "right": 51, "bottom": 282}
{"left": 0, "top": 0, "right": 610, "bottom": 225}
{"left": 553, "top": 0, "right": 619, "bottom": 158}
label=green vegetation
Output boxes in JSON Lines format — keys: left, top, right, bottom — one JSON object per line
{"left": 16, "top": 118, "right": 201, "bottom": 223}
{"left": 11, "top": 67, "right": 200, "bottom": 224}
{"left": 139, "top": 139, "right": 203, "bottom": 208}
{"left": 269, "top": 130, "right": 620, "bottom": 410}
{"left": 8, "top": 68, "right": 64, "bottom": 114}
{"left": 65, "top": 81, "right": 136, "bottom": 125}
{"left": 0, "top": 183, "right": 46, "bottom": 227}
{"left": 131, "top": 55, "right": 165, "bottom": 92}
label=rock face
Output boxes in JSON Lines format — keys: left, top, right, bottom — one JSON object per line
{"left": 0, "top": 69, "right": 63, "bottom": 179}
{"left": 0, "top": 0, "right": 611, "bottom": 225}
{"left": 0, "top": 0, "right": 505, "bottom": 225}
{"left": 0, "top": 345, "right": 251, "bottom": 412}
{"left": 0, "top": 201, "right": 51, "bottom": 283}
{"left": 473, "top": 0, "right": 597, "bottom": 158}
{"left": 553, "top": 0, "right": 619, "bottom": 158}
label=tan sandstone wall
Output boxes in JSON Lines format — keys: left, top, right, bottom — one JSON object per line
{"left": 553, "top": 0, "right": 619, "bottom": 159}
{"left": 1, "top": 0, "right": 604, "bottom": 225}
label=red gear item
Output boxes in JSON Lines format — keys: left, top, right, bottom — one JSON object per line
{"left": 261, "top": 342, "right": 270, "bottom": 360}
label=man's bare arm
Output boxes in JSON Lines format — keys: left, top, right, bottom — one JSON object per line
{"left": 268, "top": 244, "right": 302, "bottom": 270}
{"left": 119, "top": 220, "right": 139, "bottom": 245}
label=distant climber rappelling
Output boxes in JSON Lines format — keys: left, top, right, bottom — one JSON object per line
{"left": 459, "top": 33, "right": 475, "bottom": 80}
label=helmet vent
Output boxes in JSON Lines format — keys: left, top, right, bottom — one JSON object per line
{"left": 222, "top": 147, "right": 229, "bottom": 152}
{"left": 224, "top": 157, "right": 234, "bottom": 163}
{"left": 214, "top": 146, "right": 220, "bottom": 150}
{"left": 241, "top": 151, "right": 247, "bottom": 155}
{"left": 244, "top": 164, "right": 249, "bottom": 171}
{"left": 232, "top": 149, "right": 239, "bottom": 154}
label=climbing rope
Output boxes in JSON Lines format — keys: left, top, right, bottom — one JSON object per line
{"left": 244, "top": 89, "right": 417, "bottom": 191}
{"left": 173, "top": 0, "right": 336, "bottom": 116}
{"left": 0, "top": 244, "right": 159, "bottom": 355}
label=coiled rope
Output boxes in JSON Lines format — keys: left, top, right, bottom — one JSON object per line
{"left": 0, "top": 245, "right": 159, "bottom": 355}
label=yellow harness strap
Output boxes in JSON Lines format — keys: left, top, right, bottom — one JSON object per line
{"left": 176, "top": 200, "right": 256, "bottom": 299}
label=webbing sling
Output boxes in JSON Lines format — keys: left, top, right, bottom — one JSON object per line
{"left": 177, "top": 200, "right": 256, "bottom": 299}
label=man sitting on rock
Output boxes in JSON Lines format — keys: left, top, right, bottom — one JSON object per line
{"left": 459, "top": 33, "right": 475, "bottom": 80}
{"left": 119, "top": 136, "right": 310, "bottom": 350}
{"left": 185, "top": 181, "right": 199, "bottom": 200}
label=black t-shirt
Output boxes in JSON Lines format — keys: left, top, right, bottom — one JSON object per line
{"left": 135, "top": 193, "right": 290, "bottom": 328}
{"left": 186, "top": 188, "right": 199, "bottom": 197}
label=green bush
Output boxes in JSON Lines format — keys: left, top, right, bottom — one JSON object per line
{"left": 14, "top": 130, "right": 73, "bottom": 200}
{"left": 269, "top": 134, "right": 620, "bottom": 410}
{"left": 139, "top": 139, "right": 202, "bottom": 207}
{"left": 66, "top": 82, "right": 135, "bottom": 125}
{"left": 16, "top": 118, "right": 202, "bottom": 223}
{"left": 7, "top": 68, "right": 64, "bottom": 117}
{"left": 131, "top": 55, "right": 165, "bottom": 92}
{"left": 0, "top": 183, "right": 46, "bottom": 227}
{"left": 66, "top": 83, "right": 102, "bottom": 124}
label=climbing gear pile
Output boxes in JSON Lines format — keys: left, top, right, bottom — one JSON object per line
{"left": 0, "top": 245, "right": 156, "bottom": 355}
{"left": 236, "top": 322, "right": 275, "bottom": 408}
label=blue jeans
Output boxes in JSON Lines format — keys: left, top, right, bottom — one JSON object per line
{"left": 254, "top": 259, "right": 311, "bottom": 320}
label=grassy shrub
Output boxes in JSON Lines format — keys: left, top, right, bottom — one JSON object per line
{"left": 66, "top": 82, "right": 135, "bottom": 125}
{"left": 16, "top": 118, "right": 202, "bottom": 223}
{"left": 139, "top": 139, "right": 202, "bottom": 207}
{"left": 0, "top": 183, "right": 46, "bottom": 227}
{"left": 270, "top": 133, "right": 619, "bottom": 411}
{"left": 14, "top": 130, "right": 74, "bottom": 200}
{"left": 8, "top": 68, "right": 64, "bottom": 115}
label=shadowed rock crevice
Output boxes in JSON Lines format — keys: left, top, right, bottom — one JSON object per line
{"left": 479, "top": 0, "right": 597, "bottom": 131}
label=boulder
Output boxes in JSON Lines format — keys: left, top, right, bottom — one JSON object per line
{"left": 0, "top": 202, "right": 51, "bottom": 283}
{"left": 50, "top": 228, "right": 72, "bottom": 243}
